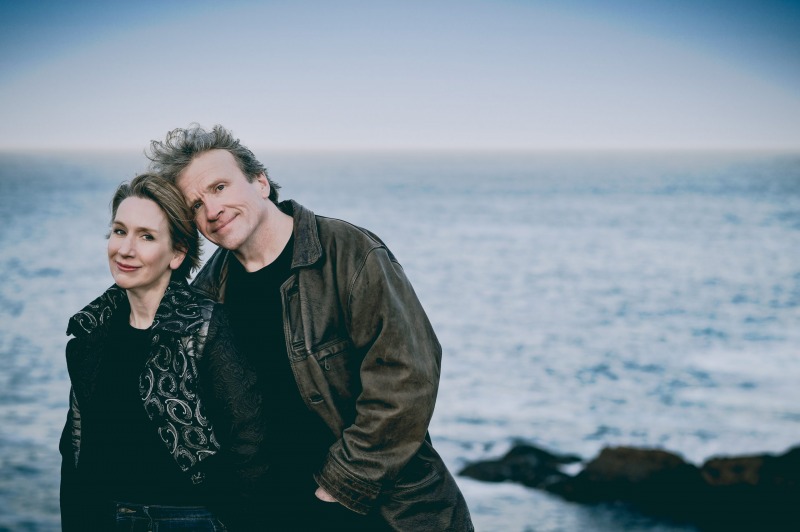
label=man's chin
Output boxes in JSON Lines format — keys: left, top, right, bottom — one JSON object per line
{"left": 208, "top": 235, "right": 239, "bottom": 251}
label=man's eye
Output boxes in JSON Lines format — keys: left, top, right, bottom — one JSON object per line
{"left": 215, "top": 184, "right": 225, "bottom": 192}
{"left": 112, "top": 228, "right": 125, "bottom": 236}
{"left": 192, "top": 202, "right": 203, "bottom": 212}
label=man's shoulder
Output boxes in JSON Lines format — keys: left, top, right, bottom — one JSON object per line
{"left": 314, "top": 214, "right": 388, "bottom": 253}
{"left": 285, "top": 198, "right": 390, "bottom": 258}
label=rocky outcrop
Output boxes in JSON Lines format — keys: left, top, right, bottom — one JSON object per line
{"left": 459, "top": 443, "right": 581, "bottom": 489}
{"left": 460, "top": 443, "right": 800, "bottom": 530}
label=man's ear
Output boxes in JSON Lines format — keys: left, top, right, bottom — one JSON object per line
{"left": 256, "top": 173, "right": 270, "bottom": 199}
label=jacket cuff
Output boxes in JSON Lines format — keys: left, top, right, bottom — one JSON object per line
{"left": 314, "top": 455, "right": 381, "bottom": 515}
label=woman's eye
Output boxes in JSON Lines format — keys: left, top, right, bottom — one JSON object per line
{"left": 142, "top": 234, "right": 154, "bottom": 241}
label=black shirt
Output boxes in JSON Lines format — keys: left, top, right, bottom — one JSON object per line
{"left": 77, "top": 304, "right": 206, "bottom": 505}
{"left": 223, "top": 236, "right": 334, "bottom": 497}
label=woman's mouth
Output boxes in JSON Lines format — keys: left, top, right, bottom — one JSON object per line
{"left": 116, "top": 262, "right": 139, "bottom": 272}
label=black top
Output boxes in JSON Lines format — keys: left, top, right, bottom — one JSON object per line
{"left": 224, "top": 236, "right": 334, "bottom": 500}
{"left": 76, "top": 303, "right": 207, "bottom": 505}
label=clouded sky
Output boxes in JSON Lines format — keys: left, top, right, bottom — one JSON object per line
{"left": 1, "top": 0, "right": 799, "bottom": 150}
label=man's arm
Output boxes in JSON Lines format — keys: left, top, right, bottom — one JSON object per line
{"left": 314, "top": 246, "right": 442, "bottom": 514}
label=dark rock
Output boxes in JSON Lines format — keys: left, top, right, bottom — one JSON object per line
{"left": 701, "top": 445, "right": 800, "bottom": 490}
{"left": 459, "top": 443, "right": 800, "bottom": 530}
{"left": 459, "top": 443, "right": 581, "bottom": 489}
{"left": 697, "top": 446, "right": 800, "bottom": 530}
{"left": 545, "top": 446, "right": 707, "bottom": 522}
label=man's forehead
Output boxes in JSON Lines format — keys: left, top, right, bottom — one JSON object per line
{"left": 175, "top": 171, "right": 199, "bottom": 195}
{"left": 180, "top": 151, "right": 243, "bottom": 188}
{"left": 176, "top": 165, "right": 217, "bottom": 193}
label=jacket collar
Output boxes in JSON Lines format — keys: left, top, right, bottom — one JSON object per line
{"left": 67, "top": 279, "right": 205, "bottom": 338}
{"left": 283, "top": 199, "right": 323, "bottom": 269}
{"left": 192, "top": 199, "right": 322, "bottom": 302}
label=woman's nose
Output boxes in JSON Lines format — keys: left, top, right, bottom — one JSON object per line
{"left": 119, "top": 236, "right": 135, "bottom": 256}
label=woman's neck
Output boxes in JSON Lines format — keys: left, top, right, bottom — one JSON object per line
{"left": 125, "top": 277, "right": 171, "bottom": 329}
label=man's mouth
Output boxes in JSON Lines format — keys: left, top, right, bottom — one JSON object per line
{"left": 212, "top": 215, "right": 235, "bottom": 234}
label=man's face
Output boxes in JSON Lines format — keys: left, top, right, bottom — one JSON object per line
{"left": 177, "top": 149, "right": 271, "bottom": 253}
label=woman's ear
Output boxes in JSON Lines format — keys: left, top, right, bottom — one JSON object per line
{"left": 170, "top": 247, "right": 187, "bottom": 271}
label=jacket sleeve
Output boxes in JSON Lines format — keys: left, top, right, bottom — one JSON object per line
{"left": 314, "top": 246, "right": 442, "bottom": 514}
{"left": 199, "top": 305, "right": 267, "bottom": 491}
{"left": 59, "top": 387, "right": 85, "bottom": 532}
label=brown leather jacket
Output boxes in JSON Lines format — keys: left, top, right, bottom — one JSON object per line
{"left": 192, "top": 200, "right": 473, "bottom": 530}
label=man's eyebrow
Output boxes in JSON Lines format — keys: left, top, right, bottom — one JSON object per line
{"left": 186, "top": 180, "right": 224, "bottom": 201}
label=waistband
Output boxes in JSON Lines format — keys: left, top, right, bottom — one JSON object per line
{"left": 113, "top": 501, "right": 216, "bottom": 519}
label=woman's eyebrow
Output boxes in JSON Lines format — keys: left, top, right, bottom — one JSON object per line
{"left": 112, "top": 220, "right": 161, "bottom": 233}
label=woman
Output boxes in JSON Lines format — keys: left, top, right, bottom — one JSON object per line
{"left": 59, "top": 173, "right": 264, "bottom": 531}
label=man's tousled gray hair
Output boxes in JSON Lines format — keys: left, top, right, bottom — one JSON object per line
{"left": 146, "top": 124, "right": 280, "bottom": 203}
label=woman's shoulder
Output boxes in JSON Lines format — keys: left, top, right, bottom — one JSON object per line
{"left": 66, "top": 285, "right": 127, "bottom": 338}
{"left": 178, "top": 284, "right": 232, "bottom": 335}
{"left": 152, "top": 281, "right": 218, "bottom": 335}
{"left": 185, "top": 285, "right": 219, "bottom": 313}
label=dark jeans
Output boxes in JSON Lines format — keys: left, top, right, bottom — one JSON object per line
{"left": 111, "top": 501, "right": 227, "bottom": 531}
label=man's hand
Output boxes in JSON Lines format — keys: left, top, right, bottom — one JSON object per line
{"left": 315, "top": 486, "right": 338, "bottom": 503}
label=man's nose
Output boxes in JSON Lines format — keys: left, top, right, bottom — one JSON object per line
{"left": 204, "top": 197, "right": 223, "bottom": 220}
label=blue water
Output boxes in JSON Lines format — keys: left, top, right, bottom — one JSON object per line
{"left": 1, "top": 150, "right": 798, "bottom": 531}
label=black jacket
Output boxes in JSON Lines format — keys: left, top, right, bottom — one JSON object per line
{"left": 59, "top": 280, "right": 265, "bottom": 530}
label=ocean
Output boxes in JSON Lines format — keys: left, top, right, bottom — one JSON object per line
{"left": 0, "top": 150, "right": 798, "bottom": 531}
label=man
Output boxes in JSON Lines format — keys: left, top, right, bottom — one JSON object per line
{"left": 147, "top": 125, "right": 473, "bottom": 530}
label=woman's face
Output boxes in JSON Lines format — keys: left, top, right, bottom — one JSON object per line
{"left": 108, "top": 197, "right": 185, "bottom": 294}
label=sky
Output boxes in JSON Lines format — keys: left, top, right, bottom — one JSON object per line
{"left": 0, "top": 0, "right": 799, "bottom": 151}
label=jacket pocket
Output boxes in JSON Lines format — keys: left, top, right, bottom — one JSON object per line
{"left": 379, "top": 451, "right": 474, "bottom": 531}
{"left": 311, "top": 337, "right": 352, "bottom": 369}
{"left": 310, "top": 337, "right": 361, "bottom": 410}
{"left": 386, "top": 454, "right": 442, "bottom": 502}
